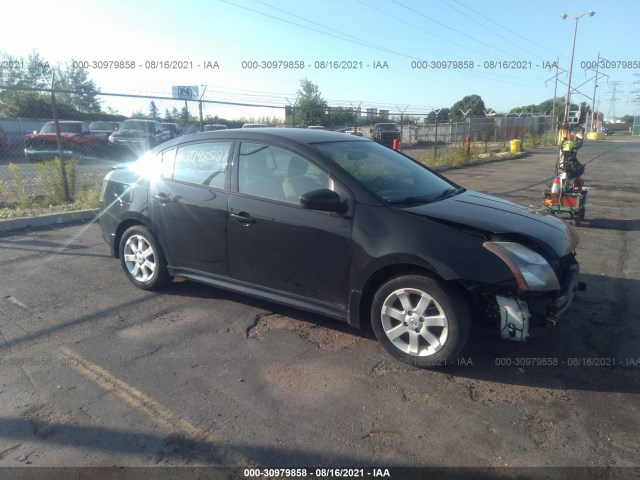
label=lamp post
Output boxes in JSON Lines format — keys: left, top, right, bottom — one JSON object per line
{"left": 560, "top": 10, "right": 595, "bottom": 133}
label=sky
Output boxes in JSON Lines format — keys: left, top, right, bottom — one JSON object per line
{"left": 1, "top": 0, "right": 638, "bottom": 121}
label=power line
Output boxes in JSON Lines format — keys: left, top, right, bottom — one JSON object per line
{"left": 440, "top": 0, "right": 545, "bottom": 61}
{"left": 219, "top": 0, "right": 424, "bottom": 61}
{"left": 354, "top": 0, "right": 552, "bottom": 88}
{"left": 354, "top": 0, "right": 495, "bottom": 59}
{"left": 391, "top": 0, "right": 529, "bottom": 61}
{"left": 451, "top": 0, "right": 566, "bottom": 60}
{"left": 606, "top": 81, "right": 623, "bottom": 121}
{"left": 251, "top": 0, "right": 386, "bottom": 53}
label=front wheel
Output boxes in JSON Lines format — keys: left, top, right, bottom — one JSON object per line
{"left": 119, "top": 226, "right": 170, "bottom": 290}
{"left": 371, "top": 275, "right": 470, "bottom": 368}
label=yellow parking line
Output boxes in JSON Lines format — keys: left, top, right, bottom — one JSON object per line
{"left": 57, "top": 346, "right": 255, "bottom": 466}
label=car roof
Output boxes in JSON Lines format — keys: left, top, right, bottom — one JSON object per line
{"left": 123, "top": 119, "right": 157, "bottom": 123}
{"left": 176, "top": 127, "right": 370, "bottom": 145}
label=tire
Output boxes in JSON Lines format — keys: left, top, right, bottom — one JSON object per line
{"left": 370, "top": 275, "right": 470, "bottom": 368}
{"left": 572, "top": 211, "right": 583, "bottom": 226}
{"left": 119, "top": 226, "right": 170, "bottom": 290}
{"left": 572, "top": 207, "right": 585, "bottom": 226}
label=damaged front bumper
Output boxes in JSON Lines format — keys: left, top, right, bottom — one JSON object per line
{"left": 496, "top": 262, "right": 585, "bottom": 342}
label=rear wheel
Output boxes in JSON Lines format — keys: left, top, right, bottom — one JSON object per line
{"left": 371, "top": 275, "right": 470, "bottom": 368}
{"left": 572, "top": 213, "right": 581, "bottom": 226}
{"left": 119, "top": 226, "right": 170, "bottom": 290}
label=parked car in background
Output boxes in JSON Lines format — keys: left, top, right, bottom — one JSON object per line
{"left": 241, "top": 123, "right": 268, "bottom": 128}
{"left": 24, "top": 120, "right": 107, "bottom": 161}
{"left": 109, "top": 119, "right": 171, "bottom": 153}
{"left": 89, "top": 121, "right": 120, "bottom": 139}
{"left": 307, "top": 125, "right": 326, "bottom": 130}
{"left": 99, "top": 128, "right": 582, "bottom": 368}
{"left": 204, "top": 124, "right": 228, "bottom": 131}
{"left": 370, "top": 123, "right": 400, "bottom": 148}
{"left": 345, "top": 130, "right": 366, "bottom": 137}
{"left": 159, "top": 122, "right": 183, "bottom": 139}
{"left": 601, "top": 126, "right": 613, "bottom": 136}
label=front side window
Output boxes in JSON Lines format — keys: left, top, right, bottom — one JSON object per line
{"left": 313, "top": 141, "right": 455, "bottom": 203}
{"left": 238, "top": 143, "right": 329, "bottom": 204}
{"left": 41, "top": 123, "right": 82, "bottom": 134}
{"left": 171, "top": 142, "right": 232, "bottom": 188}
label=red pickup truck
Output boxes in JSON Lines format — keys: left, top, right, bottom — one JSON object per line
{"left": 24, "top": 120, "right": 107, "bottom": 161}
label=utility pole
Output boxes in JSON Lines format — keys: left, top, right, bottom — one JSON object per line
{"left": 588, "top": 54, "right": 600, "bottom": 132}
{"left": 49, "top": 71, "right": 71, "bottom": 202}
{"left": 459, "top": 108, "right": 471, "bottom": 143}
{"left": 545, "top": 58, "right": 565, "bottom": 142}
{"left": 606, "top": 81, "right": 623, "bottom": 122}
{"left": 560, "top": 11, "right": 595, "bottom": 129}
{"left": 350, "top": 101, "right": 362, "bottom": 134}
{"left": 287, "top": 95, "right": 299, "bottom": 127}
{"left": 396, "top": 105, "right": 409, "bottom": 142}
{"left": 198, "top": 85, "right": 207, "bottom": 132}
{"left": 432, "top": 108, "right": 442, "bottom": 160}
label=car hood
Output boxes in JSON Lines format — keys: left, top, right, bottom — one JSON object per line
{"left": 402, "top": 190, "right": 577, "bottom": 257}
{"left": 27, "top": 132, "right": 79, "bottom": 141}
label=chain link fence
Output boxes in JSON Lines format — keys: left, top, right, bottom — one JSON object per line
{"left": 409, "top": 115, "right": 554, "bottom": 147}
{"left": 0, "top": 85, "right": 556, "bottom": 162}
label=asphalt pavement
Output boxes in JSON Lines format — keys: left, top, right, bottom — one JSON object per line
{"left": 0, "top": 139, "right": 638, "bottom": 474}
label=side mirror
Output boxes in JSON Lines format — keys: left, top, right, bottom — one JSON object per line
{"left": 299, "top": 189, "right": 346, "bottom": 213}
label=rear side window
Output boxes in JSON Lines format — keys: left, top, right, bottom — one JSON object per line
{"left": 171, "top": 142, "right": 232, "bottom": 188}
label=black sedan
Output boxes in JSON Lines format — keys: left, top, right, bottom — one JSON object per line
{"left": 99, "top": 129, "right": 582, "bottom": 367}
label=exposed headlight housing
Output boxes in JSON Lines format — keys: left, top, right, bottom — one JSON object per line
{"left": 483, "top": 241, "right": 560, "bottom": 291}
{"left": 565, "top": 224, "right": 580, "bottom": 253}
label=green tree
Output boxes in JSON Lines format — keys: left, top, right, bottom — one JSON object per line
{"left": 425, "top": 108, "right": 450, "bottom": 124}
{"left": 0, "top": 51, "right": 52, "bottom": 89}
{"left": 181, "top": 106, "right": 191, "bottom": 123}
{"left": 326, "top": 106, "right": 356, "bottom": 127}
{"left": 295, "top": 79, "right": 328, "bottom": 126}
{"left": 0, "top": 50, "right": 101, "bottom": 117}
{"left": 149, "top": 101, "right": 160, "bottom": 119}
{"left": 55, "top": 61, "right": 101, "bottom": 112}
{"left": 449, "top": 95, "right": 486, "bottom": 122}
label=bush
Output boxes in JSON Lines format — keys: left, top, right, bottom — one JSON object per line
{"left": 8, "top": 163, "right": 32, "bottom": 208}
{"left": 33, "top": 157, "right": 78, "bottom": 204}
{"left": 412, "top": 144, "right": 485, "bottom": 170}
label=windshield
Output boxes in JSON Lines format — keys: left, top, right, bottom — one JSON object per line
{"left": 90, "top": 121, "right": 117, "bottom": 130}
{"left": 121, "top": 120, "right": 154, "bottom": 131}
{"left": 312, "top": 141, "right": 459, "bottom": 204}
{"left": 374, "top": 123, "right": 398, "bottom": 131}
{"left": 40, "top": 122, "right": 82, "bottom": 134}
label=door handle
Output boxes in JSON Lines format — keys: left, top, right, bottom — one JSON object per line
{"left": 230, "top": 212, "right": 255, "bottom": 225}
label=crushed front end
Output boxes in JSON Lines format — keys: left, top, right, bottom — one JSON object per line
{"left": 472, "top": 225, "right": 584, "bottom": 342}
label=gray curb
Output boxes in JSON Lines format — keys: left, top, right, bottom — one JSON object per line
{"left": 0, "top": 209, "right": 99, "bottom": 235}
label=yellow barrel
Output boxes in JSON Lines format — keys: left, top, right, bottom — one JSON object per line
{"left": 509, "top": 139, "right": 521, "bottom": 153}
